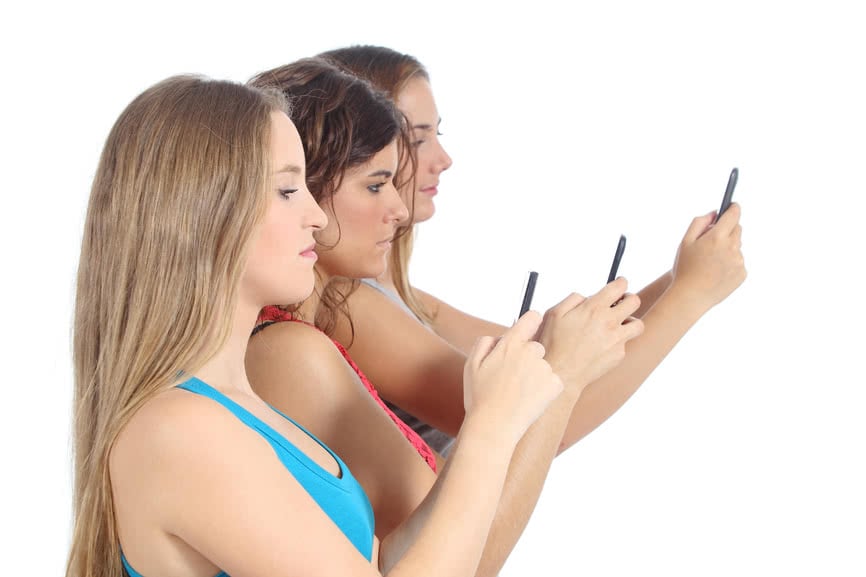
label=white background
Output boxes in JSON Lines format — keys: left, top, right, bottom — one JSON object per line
{"left": 2, "top": 0, "right": 864, "bottom": 574}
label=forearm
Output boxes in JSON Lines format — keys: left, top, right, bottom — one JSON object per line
{"left": 380, "top": 418, "right": 515, "bottom": 577}
{"left": 634, "top": 271, "right": 673, "bottom": 318}
{"left": 559, "top": 282, "right": 705, "bottom": 450}
{"left": 474, "top": 386, "right": 583, "bottom": 576}
{"left": 415, "top": 287, "right": 508, "bottom": 355}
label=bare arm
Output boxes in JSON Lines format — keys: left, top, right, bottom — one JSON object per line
{"left": 246, "top": 319, "right": 566, "bottom": 577}
{"left": 339, "top": 283, "right": 644, "bottom": 576}
{"left": 559, "top": 281, "right": 703, "bottom": 448}
{"left": 415, "top": 287, "right": 507, "bottom": 354}
{"left": 634, "top": 270, "right": 673, "bottom": 318}
{"left": 246, "top": 322, "right": 436, "bottom": 538}
{"left": 560, "top": 206, "right": 746, "bottom": 450}
{"left": 115, "top": 325, "right": 558, "bottom": 577}
{"left": 334, "top": 283, "right": 467, "bottom": 437}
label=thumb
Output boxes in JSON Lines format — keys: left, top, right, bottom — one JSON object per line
{"left": 467, "top": 335, "right": 498, "bottom": 372}
{"left": 683, "top": 211, "right": 716, "bottom": 243}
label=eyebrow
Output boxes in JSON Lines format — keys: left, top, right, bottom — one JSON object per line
{"left": 411, "top": 118, "right": 442, "bottom": 131}
{"left": 275, "top": 164, "right": 302, "bottom": 174}
{"left": 368, "top": 169, "right": 394, "bottom": 179}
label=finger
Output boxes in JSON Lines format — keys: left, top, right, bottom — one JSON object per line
{"left": 548, "top": 291, "right": 586, "bottom": 317}
{"left": 612, "top": 293, "right": 641, "bottom": 320}
{"left": 684, "top": 211, "right": 716, "bottom": 243}
{"left": 525, "top": 340, "right": 546, "bottom": 359}
{"left": 467, "top": 335, "right": 498, "bottom": 371}
{"left": 730, "top": 223, "right": 742, "bottom": 242}
{"left": 501, "top": 310, "right": 544, "bottom": 346}
{"left": 714, "top": 202, "right": 741, "bottom": 234}
{"left": 622, "top": 317, "right": 645, "bottom": 340}
{"left": 594, "top": 277, "right": 628, "bottom": 307}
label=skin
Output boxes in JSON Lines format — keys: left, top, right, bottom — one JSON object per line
{"left": 247, "top": 131, "right": 646, "bottom": 575}
{"left": 394, "top": 76, "right": 452, "bottom": 223}
{"left": 110, "top": 111, "right": 565, "bottom": 577}
{"left": 314, "top": 141, "right": 409, "bottom": 279}
{"left": 336, "top": 75, "right": 747, "bottom": 453}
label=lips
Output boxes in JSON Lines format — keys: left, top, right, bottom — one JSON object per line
{"left": 300, "top": 243, "right": 317, "bottom": 259}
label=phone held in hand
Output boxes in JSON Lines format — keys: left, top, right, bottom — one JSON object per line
{"left": 607, "top": 234, "right": 627, "bottom": 284}
{"left": 715, "top": 167, "right": 738, "bottom": 223}
{"left": 518, "top": 271, "right": 539, "bottom": 318}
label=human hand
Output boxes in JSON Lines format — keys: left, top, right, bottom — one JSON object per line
{"left": 537, "top": 278, "right": 645, "bottom": 392}
{"left": 671, "top": 203, "right": 747, "bottom": 312}
{"left": 462, "top": 311, "right": 564, "bottom": 445}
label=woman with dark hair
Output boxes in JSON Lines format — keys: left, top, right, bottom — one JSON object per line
{"left": 245, "top": 58, "right": 644, "bottom": 576}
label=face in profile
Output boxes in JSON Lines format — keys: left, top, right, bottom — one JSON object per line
{"left": 314, "top": 140, "right": 407, "bottom": 279}
{"left": 241, "top": 111, "right": 328, "bottom": 307}
{"left": 396, "top": 77, "right": 453, "bottom": 223}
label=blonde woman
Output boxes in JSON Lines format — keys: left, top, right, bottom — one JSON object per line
{"left": 320, "top": 45, "right": 747, "bottom": 455}
{"left": 68, "top": 75, "right": 565, "bottom": 577}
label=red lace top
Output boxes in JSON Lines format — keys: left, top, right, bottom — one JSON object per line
{"left": 255, "top": 305, "right": 437, "bottom": 473}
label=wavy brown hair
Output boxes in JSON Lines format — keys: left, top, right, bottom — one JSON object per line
{"left": 68, "top": 76, "right": 287, "bottom": 577}
{"left": 249, "top": 57, "right": 414, "bottom": 337}
{"left": 319, "top": 45, "right": 434, "bottom": 324}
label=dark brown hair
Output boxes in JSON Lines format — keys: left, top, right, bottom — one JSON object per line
{"left": 318, "top": 45, "right": 433, "bottom": 323}
{"left": 248, "top": 57, "right": 412, "bottom": 336}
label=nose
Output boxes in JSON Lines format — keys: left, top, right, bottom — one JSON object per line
{"left": 430, "top": 138, "right": 453, "bottom": 174}
{"left": 385, "top": 184, "right": 409, "bottom": 224}
{"left": 303, "top": 186, "right": 328, "bottom": 230}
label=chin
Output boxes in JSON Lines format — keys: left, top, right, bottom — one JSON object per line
{"left": 413, "top": 201, "right": 435, "bottom": 223}
{"left": 284, "top": 283, "right": 316, "bottom": 305}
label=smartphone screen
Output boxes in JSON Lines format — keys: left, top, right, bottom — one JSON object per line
{"left": 715, "top": 167, "right": 738, "bottom": 223}
{"left": 518, "top": 271, "right": 539, "bottom": 318}
{"left": 607, "top": 235, "right": 627, "bottom": 283}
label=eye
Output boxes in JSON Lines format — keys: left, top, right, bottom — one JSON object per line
{"left": 412, "top": 139, "right": 425, "bottom": 148}
{"left": 367, "top": 182, "right": 386, "bottom": 193}
{"left": 278, "top": 188, "right": 298, "bottom": 199}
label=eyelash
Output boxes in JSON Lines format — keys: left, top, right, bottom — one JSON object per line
{"left": 412, "top": 131, "right": 444, "bottom": 148}
{"left": 278, "top": 188, "right": 298, "bottom": 199}
{"left": 368, "top": 182, "right": 387, "bottom": 193}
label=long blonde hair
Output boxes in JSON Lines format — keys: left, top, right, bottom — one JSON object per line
{"left": 67, "top": 75, "right": 287, "bottom": 577}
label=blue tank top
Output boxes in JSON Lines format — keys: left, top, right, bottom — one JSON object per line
{"left": 121, "top": 376, "right": 375, "bottom": 577}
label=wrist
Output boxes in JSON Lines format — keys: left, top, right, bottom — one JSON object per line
{"left": 662, "top": 280, "right": 711, "bottom": 321}
{"left": 459, "top": 411, "right": 522, "bottom": 459}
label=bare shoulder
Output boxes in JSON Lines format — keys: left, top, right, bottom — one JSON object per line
{"left": 246, "top": 321, "right": 366, "bottom": 413}
{"left": 111, "top": 387, "right": 256, "bottom": 482}
{"left": 110, "top": 386, "right": 383, "bottom": 577}
{"left": 248, "top": 320, "right": 344, "bottom": 368}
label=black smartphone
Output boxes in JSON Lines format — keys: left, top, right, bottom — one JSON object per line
{"left": 607, "top": 234, "right": 627, "bottom": 284}
{"left": 715, "top": 167, "right": 738, "bottom": 223}
{"left": 518, "top": 271, "right": 539, "bottom": 318}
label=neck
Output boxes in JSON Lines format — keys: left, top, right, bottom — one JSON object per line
{"left": 193, "top": 298, "right": 261, "bottom": 395}
{"left": 295, "top": 266, "right": 330, "bottom": 321}
{"left": 376, "top": 262, "right": 396, "bottom": 290}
